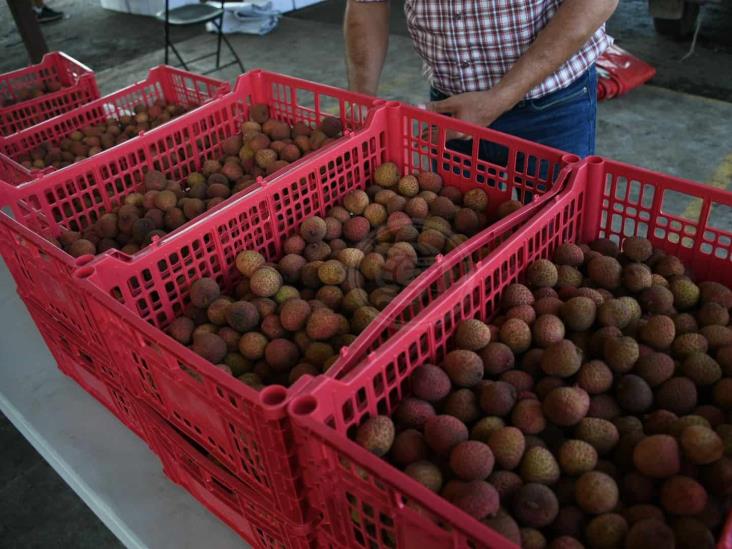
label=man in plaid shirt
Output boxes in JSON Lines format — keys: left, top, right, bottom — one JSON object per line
{"left": 345, "top": 0, "right": 618, "bottom": 158}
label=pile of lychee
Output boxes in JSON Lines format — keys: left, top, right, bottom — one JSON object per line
{"left": 165, "top": 163, "right": 520, "bottom": 389}
{"left": 0, "top": 80, "right": 64, "bottom": 107}
{"left": 353, "top": 237, "right": 732, "bottom": 548}
{"left": 15, "top": 102, "right": 190, "bottom": 171}
{"left": 53, "top": 104, "right": 344, "bottom": 258}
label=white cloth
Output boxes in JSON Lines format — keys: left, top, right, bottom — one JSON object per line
{"left": 206, "top": 1, "right": 281, "bottom": 35}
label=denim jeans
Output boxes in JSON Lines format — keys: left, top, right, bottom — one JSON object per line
{"left": 430, "top": 65, "right": 597, "bottom": 163}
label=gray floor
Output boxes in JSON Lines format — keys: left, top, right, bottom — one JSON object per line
{"left": 0, "top": 415, "right": 122, "bottom": 548}
{"left": 1, "top": 0, "right": 732, "bottom": 546}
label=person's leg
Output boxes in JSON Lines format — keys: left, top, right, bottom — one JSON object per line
{"left": 33, "top": 0, "right": 64, "bottom": 23}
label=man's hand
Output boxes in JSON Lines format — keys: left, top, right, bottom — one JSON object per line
{"left": 427, "top": 87, "right": 518, "bottom": 138}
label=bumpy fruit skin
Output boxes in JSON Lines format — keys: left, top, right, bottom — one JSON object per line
{"left": 390, "top": 429, "right": 428, "bottom": 466}
{"left": 660, "top": 475, "right": 708, "bottom": 515}
{"left": 394, "top": 397, "right": 435, "bottom": 429}
{"left": 542, "top": 386, "right": 590, "bottom": 426}
{"left": 626, "top": 518, "right": 675, "bottom": 549}
{"left": 442, "top": 350, "right": 484, "bottom": 387}
{"left": 558, "top": 439, "right": 598, "bottom": 476}
{"left": 449, "top": 440, "right": 495, "bottom": 481}
{"left": 355, "top": 415, "right": 395, "bottom": 457}
{"left": 575, "top": 471, "right": 618, "bottom": 514}
{"left": 632, "top": 434, "right": 680, "bottom": 478}
{"left": 190, "top": 277, "right": 221, "bottom": 308}
{"left": 519, "top": 447, "right": 560, "bottom": 485}
{"left": 404, "top": 460, "right": 443, "bottom": 492}
{"left": 512, "top": 483, "right": 559, "bottom": 528}
{"left": 454, "top": 319, "right": 492, "bottom": 351}
{"left": 479, "top": 381, "right": 517, "bottom": 417}
{"left": 450, "top": 480, "right": 500, "bottom": 520}
{"left": 487, "top": 426, "right": 526, "bottom": 470}
{"left": 541, "top": 340, "right": 582, "bottom": 377}
{"left": 680, "top": 425, "right": 724, "bottom": 464}
{"left": 411, "top": 364, "right": 451, "bottom": 402}
{"left": 424, "top": 415, "right": 469, "bottom": 456}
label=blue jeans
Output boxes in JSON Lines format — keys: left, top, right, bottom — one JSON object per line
{"left": 430, "top": 65, "right": 597, "bottom": 163}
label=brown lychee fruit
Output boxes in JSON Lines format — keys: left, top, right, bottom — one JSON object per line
{"left": 588, "top": 256, "right": 622, "bottom": 290}
{"left": 604, "top": 336, "right": 639, "bottom": 373}
{"left": 512, "top": 399, "right": 546, "bottom": 435}
{"left": 502, "top": 283, "right": 534, "bottom": 309}
{"left": 498, "top": 318, "right": 531, "bottom": 354}
{"left": 680, "top": 425, "right": 723, "bottom": 464}
{"left": 192, "top": 332, "right": 227, "bottom": 363}
{"left": 625, "top": 518, "right": 674, "bottom": 549}
{"left": 355, "top": 415, "right": 395, "bottom": 457}
{"left": 673, "top": 517, "right": 715, "bottom": 549}
{"left": 577, "top": 360, "right": 613, "bottom": 394}
{"left": 394, "top": 397, "right": 435, "bottom": 429}
{"left": 411, "top": 364, "right": 451, "bottom": 402}
{"left": 512, "top": 483, "right": 559, "bottom": 528}
{"left": 638, "top": 315, "right": 676, "bottom": 350}
{"left": 633, "top": 434, "right": 680, "bottom": 478}
{"left": 168, "top": 316, "right": 195, "bottom": 345}
{"left": 486, "top": 427, "right": 525, "bottom": 471}
{"left": 404, "top": 461, "right": 443, "bottom": 493}
{"left": 374, "top": 162, "right": 399, "bottom": 187}
{"left": 660, "top": 475, "right": 707, "bottom": 515}
{"left": 479, "top": 381, "right": 517, "bottom": 417}
{"left": 223, "top": 301, "right": 258, "bottom": 332}
{"left": 389, "top": 429, "right": 427, "bottom": 466}
{"left": 615, "top": 374, "right": 653, "bottom": 413}
{"left": 714, "top": 378, "right": 732, "bottom": 409}
{"left": 639, "top": 285, "right": 675, "bottom": 314}
{"left": 585, "top": 513, "right": 627, "bottom": 549}
{"left": 575, "top": 417, "right": 619, "bottom": 455}
{"left": 249, "top": 267, "right": 283, "bottom": 297}
{"left": 300, "top": 216, "right": 327, "bottom": 242}
{"left": 264, "top": 338, "right": 300, "bottom": 372}
{"left": 531, "top": 314, "right": 565, "bottom": 348}
{"left": 453, "top": 319, "right": 492, "bottom": 351}
{"left": 559, "top": 297, "right": 596, "bottom": 332}
{"left": 553, "top": 243, "right": 584, "bottom": 266}
{"left": 519, "top": 447, "right": 560, "bottom": 485}
{"left": 487, "top": 471, "right": 523, "bottom": 505}
{"left": 623, "top": 262, "right": 653, "bottom": 292}
{"left": 542, "top": 386, "right": 590, "bottom": 426}
{"left": 700, "top": 325, "right": 732, "bottom": 349}
{"left": 449, "top": 440, "right": 495, "bottom": 481}
{"left": 541, "top": 339, "right": 582, "bottom": 378}
{"left": 238, "top": 332, "right": 268, "bottom": 361}
{"left": 557, "top": 438, "right": 597, "bottom": 476}
{"left": 424, "top": 415, "right": 468, "bottom": 456}
{"left": 622, "top": 237, "right": 652, "bottom": 262}
{"left": 672, "top": 333, "right": 709, "bottom": 358}
{"left": 635, "top": 352, "right": 675, "bottom": 387}
{"left": 597, "top": 299, "right": 634, "bottom": 329}
{"left": 305, "top": 308, "right": 340, "bottom": 340}
{"left": 526, "top": 259, "right": 558, "bottom": 288}
{"left": 442, "top": 389, "right": 479, "bottom": 424}
{"left": 480, "top": 342, "right": 515, "bottom": 375}
{"left": 443, "top": 350, "right": 484, "bottom": 387}
{"left": 656, "top": 376, "right": 698, "bottom": 414}
{"left": 682, "top": 352, "right": 722, "bottom": 386}
{"left": 575, "top": 471, "right": 618, "bottom": 514}
{"left": 190, "top": 277, "right": 220, "bottom": 308}
{"left": 450, "top": 480, "right": 499, "bottom": 520}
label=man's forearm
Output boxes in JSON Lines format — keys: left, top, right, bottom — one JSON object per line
{"left": 493, "top": 0, "right": 618, "bottom": 108}
{"left": 344, "top": 0, "right": 390, "bottom": 96}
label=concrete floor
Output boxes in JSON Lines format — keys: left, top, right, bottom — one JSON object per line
{"left": 1, "top": 0, "right": 732, "bottom": 546}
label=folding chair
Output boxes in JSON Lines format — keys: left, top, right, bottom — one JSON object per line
{"left": 157, "top": 0, "right": 245, "bottom": 74}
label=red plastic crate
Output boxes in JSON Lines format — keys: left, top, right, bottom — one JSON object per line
{"left": 0, "top": 68, "right": 380, "bottom": 416}
{"left": 137, "top": 402, "right": 318, "bottom": 549}
{"left": 23, "top": 298, "right": 145, "bottom": 440}
{"left": 287, "top": 156, "right": 732, "bottom": 548}
{"left": 70, "top": 101, "right": 574, "bottom": 524}
{"left": 0, "top": 52, "right": 99, "bottom": 136}
{"left": 0, "top": 65, "right": 230, "bottom": 185}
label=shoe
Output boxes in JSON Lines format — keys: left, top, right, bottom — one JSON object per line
{"left": 35, "top": 6, "right": 64, "bottom": 23}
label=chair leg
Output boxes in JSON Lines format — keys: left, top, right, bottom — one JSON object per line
{"left": 215, "top": 15, "right": 223, "bottom": 69}
{"left": 168, "top": 40, "right": 190, "bottom": 71}
{"left": 220, "top": 32, "right": 244, "bottom": 72}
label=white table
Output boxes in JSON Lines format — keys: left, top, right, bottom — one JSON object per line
{"left": 0, "top": 260, "right": 247, "bottom": 549}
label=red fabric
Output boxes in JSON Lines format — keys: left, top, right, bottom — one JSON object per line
{"left": 596, "top": 44, "right": 656, "bottom": 100}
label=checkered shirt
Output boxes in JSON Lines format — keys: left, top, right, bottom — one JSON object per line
{"left": 356, "top": 0, "right": 612, "bottom": 99}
